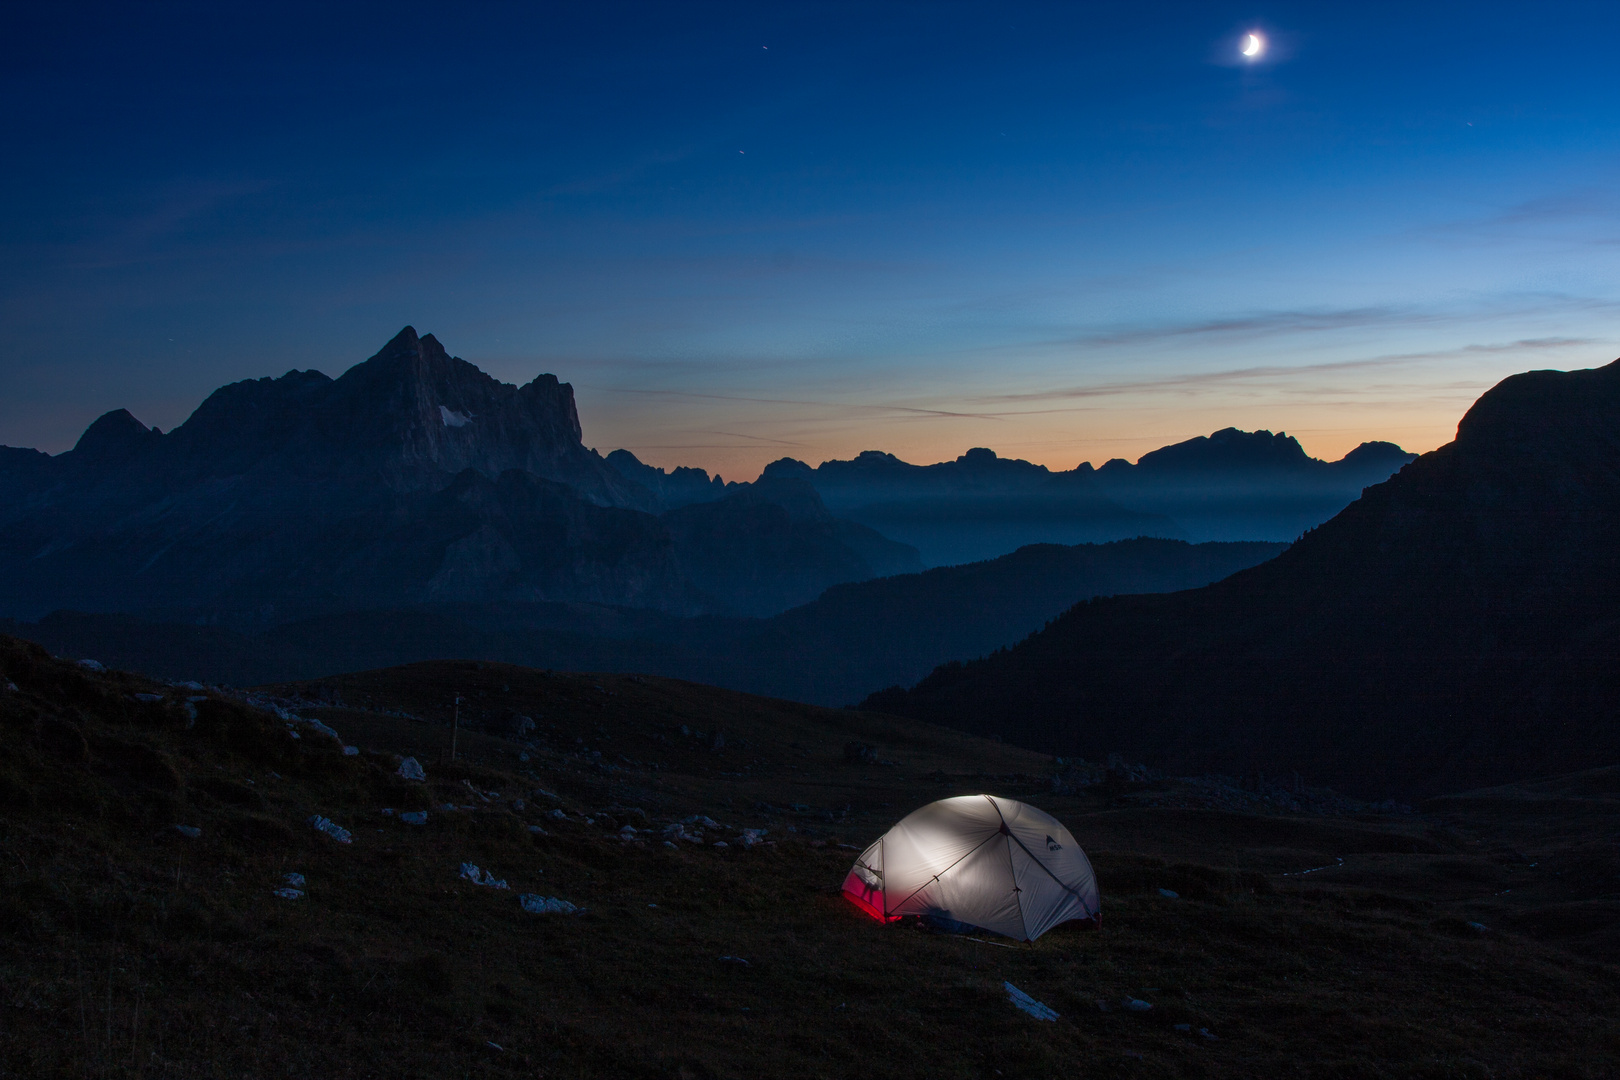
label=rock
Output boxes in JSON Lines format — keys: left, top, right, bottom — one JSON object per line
{"left": 273, "top": 888, "right": 305, "bottom": 900}
{"left": 1004, "top": 982, "right": 1059, "bottom": 1021}
{"left": 284, "top": 873, "right": 305, "bottom": 887}
{"left": 1122, "top": 998, "right": 1152, "bottom": 1012}
{"left": 718, "top": 956, "right": 749, "bottom": 966}
{"left": 519, "top": 894, "right": 578, "bottom": 915}
{"left": 400, "top": 811, "right": 428, "bottom": 825}
{"left": 172, "top": 824, "right": 202, "bottom": 838}
{"left": 1158, "top": 888, "right": 1180, "bottom": 899}
{"left": 458, "top": 863, "right": 508, "bottom": 889}
{"left": 308, "top": 815, "right": 353, "bottom": 844}
{"left": 77, "top": 659, "right": 105, "bottom": 672}
{"left": 397, "top": 757, "right": 426, "bottom": 782}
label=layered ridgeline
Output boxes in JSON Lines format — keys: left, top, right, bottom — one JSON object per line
{"left": 2, "top": 538, "right": 1283, "bottom": 706}
{"left": 865, "top": 360, "right": 1620, "bottom": 798}
{"left": 0, "top": 328, "right": 917, "bottom": 623}
{"left": 613, "top": 433, "right": 1415, "bottom": 567}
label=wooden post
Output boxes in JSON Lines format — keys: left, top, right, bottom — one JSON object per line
{"left": 451, "top": 694, "right": 460, "bottom": 761}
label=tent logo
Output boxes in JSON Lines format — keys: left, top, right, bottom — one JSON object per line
{"left": 1046, "top": 835, "right": 1062, "bottom": 851}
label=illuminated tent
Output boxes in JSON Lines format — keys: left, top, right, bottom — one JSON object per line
{"left": 840, "top": 794, "right": 1099, "bottom": 942}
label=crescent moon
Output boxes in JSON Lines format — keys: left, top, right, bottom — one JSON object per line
{"left": 1242, "top": 33, "right": 1263, "bottom": 57}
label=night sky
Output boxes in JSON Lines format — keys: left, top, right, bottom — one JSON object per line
{"left": 5, "top": 2, "right": 1619, "bottom": 478}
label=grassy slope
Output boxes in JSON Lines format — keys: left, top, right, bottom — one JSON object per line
{"left": 1, "top": 634, "right": 1616, "bottom": 1079}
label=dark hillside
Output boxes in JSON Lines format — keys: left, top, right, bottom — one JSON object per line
{"left": 866, "top": 360, "right": 1620, "bottom": 798}
{"left": 2, "top": 538, "right": 1283, "bottom": 706}
{"left": 3, "top": 637, "right": 1617, "bottom": 1077}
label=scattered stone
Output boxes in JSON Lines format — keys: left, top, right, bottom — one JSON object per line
{"left": 285, "top": 873, "right": 305, "bottom": 887}
{"left": 400, "top": 811, "right": 428, "bottom": 825}
{"left": 1123, "top": 998, "right": 1153, "bottom": 1012}
{"left": 459, "top": 863, "right": 508, "bottom": 889}
{"left": 1174, "top": 1023, "right": 1191, "bottom": 1032}
{"left": 3, "top": 681, "right": 17, "bottom": 692}
{"left": 550, "top": 808, "right": 567, "bottom": 820}
{"left": 527, "top": 825, "right": 548, "bottom": 836}
{"left": 1199, "top": 1028, "right": 1218, "bottom": 1040}
{"left": 619, "top": 825, "right": 637, "bottom": 839}
{"left": 77, "top": 659, "right": 105, "bottom": 672}
{"left": 1468, "top": 921, "right": 1491, "bottom": 934}
{"left": 713, "top": 841, "right": 729, "bottom": 849}
{"left": 342, "top": 746, "right": 359, "bottom": 756}
{"left": 1158, "top": 888, "right": 1180, "bottom": 899}
{"left": 683, "top": 815, "right": 721, "bottom": 828}
{"left": 301, "top": 717, "right": 344, "bottom": 742}
{"left": 172, "top": 824, "right": 202, "bottom": 838}
{"left": 273, "top": 888, "right": 305, "bottom": 900}
{"left": 741, "top": 828, "right": 767, "bottom": 848}
{"left": 663, "top": 841, "right": 678, "bottom": 849}
{"left": 520, "top": 894, "right": 578, "bottom": 915}
{"left": 134, "top": 692, "right": 164, "bottom": 703}
{"left": 1004, "top": 982, "right": 1059, "bottom": 1021}
{"left": 397, "top": 757, "right": 426, "bottom": 782}
{"left": 719, "top": 956, "right": 749, "bottom": 966}
{"left": 308, "top": 816, "right": 353, "bottom": 844}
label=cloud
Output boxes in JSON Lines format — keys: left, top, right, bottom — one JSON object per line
{"left": 600, "top": 386, "right": 1008, "bottom": 421}
{"left": 974, "top": 336, "right": 1602, "bottom": 407}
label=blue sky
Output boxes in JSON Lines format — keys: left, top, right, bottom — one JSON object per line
{"left": 5, "top": 1, "right": 1619, "bottom": 478}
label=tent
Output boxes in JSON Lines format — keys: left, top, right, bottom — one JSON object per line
{"left": 840, "top": 794, "right": 1099, "bottom": 942}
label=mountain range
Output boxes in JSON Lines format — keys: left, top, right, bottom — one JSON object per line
{"left": 616, "top": 432, "right": 1415, "bottom": 566}
{"left": 0, "top": 328, "right": 916, "bottom": 624}
{"left": 865, "top": 359, "right": 1620, "bottom": 798}
{"left": 1, "top": 326, "right": 1411, "bottom": 629}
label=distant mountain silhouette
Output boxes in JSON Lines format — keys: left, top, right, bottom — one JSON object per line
{"left": 605, "top": 449, "right": 727, "bottom": 510}
{"left": 1092, "top": 428, "right": 1417, "bottom": 542}
{"left": 864, "top": 360, "right": 1620, "bottom": 798}
{"left": 2, "top": 538, "right": 1282, "bottom": 706}
{"left": 0, "top": 328, "right": 915, "bottom": 623}
{"left": 709, "top": 435, "right": 1414, "bottom": 566}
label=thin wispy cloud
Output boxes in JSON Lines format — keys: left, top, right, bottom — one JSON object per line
{"left": 975, "top": 337, "right": 1602, "bottom": 407}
